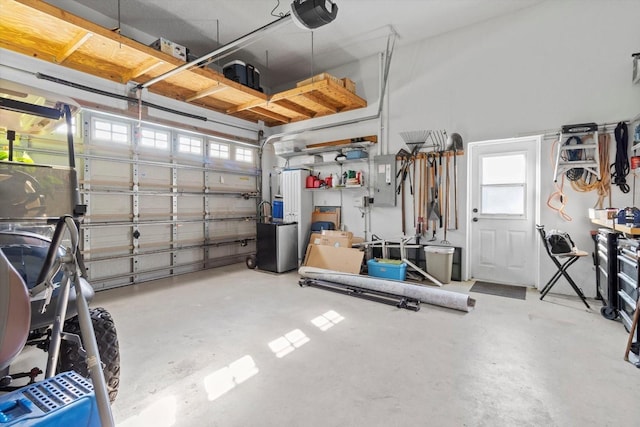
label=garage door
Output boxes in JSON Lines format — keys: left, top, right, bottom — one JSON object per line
{"left": 18, "top": 110, "right": 259, "bottom": 290}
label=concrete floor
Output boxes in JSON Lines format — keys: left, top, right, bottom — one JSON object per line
{"left": 12, "top": 263, "right": 640, "bottom": 426}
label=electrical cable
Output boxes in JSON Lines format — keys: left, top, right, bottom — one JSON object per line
{"left": 270, "top": 0, "right": 286, "bottom": 17}
{"left": 611, "top": 121, "right": 630, "bottom": 193}
{"left": 547, "top": 139, "right": 572, "bottom": 221}
{"left": 570, "top": 133, "right": 611, "bottom": 208}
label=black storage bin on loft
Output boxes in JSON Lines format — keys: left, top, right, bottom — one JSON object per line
{"left": 223, "top": 60, "right": 261, "bottom": 91}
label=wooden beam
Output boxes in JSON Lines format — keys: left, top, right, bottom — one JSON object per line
{"left": 184, "top": 84, "right": 229, "bottom": 102}
{"left": 271, "top": 99, "right": 315, "bottom": 118}
{"left": 124, "top": 58, "right": 165, "bottom": 82}
{"left": 247, "top": 107, "right": 290, "bottom": 124}
{"left": 226, "top": 79, "right": 332, "bottom": 114}
{"left": 300, "top": 93, "right": 339, "bottom": 113}
{"left": 55, "top": 30, "right": 92, "bottom": 63}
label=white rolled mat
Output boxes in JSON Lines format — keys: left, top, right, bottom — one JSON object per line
{"left": 298, "top": 266, "right": 475, "bottom": 312}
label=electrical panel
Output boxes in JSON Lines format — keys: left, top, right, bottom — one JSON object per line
{"left": 373, "top": 154, "right": 396, "bottom": 207}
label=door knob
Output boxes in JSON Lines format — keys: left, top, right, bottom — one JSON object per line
{"left": 472, "top": 208, "right": 478, "bottom": 213}
{"left": 472, "top": 217, "right": 478, "bottom": 222}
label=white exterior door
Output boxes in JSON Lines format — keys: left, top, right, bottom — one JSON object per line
{"left": 468, "top": 136, "right": 540, "bottom": 286}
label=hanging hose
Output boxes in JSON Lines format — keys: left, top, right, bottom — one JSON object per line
{"left": 570, "top": 133, "right": 611, "bottom": 208}
{"left": 611, "top": 122, "right": 630, "bottom": 193}
{"left": 547, "top": 139, "right": 572, "bottom": 221}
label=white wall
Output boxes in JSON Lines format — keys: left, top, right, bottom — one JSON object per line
{"left": 387, "top": 0, "right": 640, "bottom": 294}
{"left": 275, "top": 0, "right": 640, "bottom": 295}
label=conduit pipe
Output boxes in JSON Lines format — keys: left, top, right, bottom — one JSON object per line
{"left": 259, "top": 28, "right": 397, "bottom": 153}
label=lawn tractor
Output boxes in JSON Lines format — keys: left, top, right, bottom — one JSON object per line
{"left": 0, "top": 81, "right": 119, "bottom": 426}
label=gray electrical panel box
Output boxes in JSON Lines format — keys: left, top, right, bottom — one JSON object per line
{"left": 373, "top": 154, "right": 396, "bottom": 207}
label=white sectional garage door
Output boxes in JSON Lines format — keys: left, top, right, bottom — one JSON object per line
{"left": 26, "top": 110, "right": 259, "bottom": 290}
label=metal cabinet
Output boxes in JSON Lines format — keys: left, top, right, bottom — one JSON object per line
{"left": 617, "top": 239, "right": 640, "bottom": 338}
{"left": 595, "top": 229, "right": 620, "bottom": 319}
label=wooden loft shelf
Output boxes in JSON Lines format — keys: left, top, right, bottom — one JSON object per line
{"left": 0, "top": 0, "right": 367, "bottom": 127}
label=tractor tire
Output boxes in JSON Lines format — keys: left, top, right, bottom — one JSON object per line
{"left": 59, "top": 307, "right": 120, "bottom": 403}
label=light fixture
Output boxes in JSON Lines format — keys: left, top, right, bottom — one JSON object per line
{"left": 291, "top": 0, "right": 338, "bottom": 30}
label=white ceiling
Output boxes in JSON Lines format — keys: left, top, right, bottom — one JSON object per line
{"left": 45, "top": 0, "right": 542, "bottom": 89}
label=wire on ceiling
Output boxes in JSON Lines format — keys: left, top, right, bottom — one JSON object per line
{"left": 271, "top": 0, "right": 286, "bottom": 17}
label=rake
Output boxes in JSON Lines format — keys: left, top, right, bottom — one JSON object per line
{"left": 400, "top": 130, "right": 432, "bottom": 150}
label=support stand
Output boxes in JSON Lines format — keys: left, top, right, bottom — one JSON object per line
{"left": 299, "top": 278, "right": 421, "bottom": 311}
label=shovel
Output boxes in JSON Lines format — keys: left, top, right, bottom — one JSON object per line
{"left": 427, "top": 155, "right": 441, "bottom": 224}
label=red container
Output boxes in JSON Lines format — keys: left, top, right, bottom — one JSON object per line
{"left": 306, "top": 173, "right": 315, "bottom": 188}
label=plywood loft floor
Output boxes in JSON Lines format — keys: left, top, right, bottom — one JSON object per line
{"left": 12, "top": 264, "right": 640, "bottom": 426}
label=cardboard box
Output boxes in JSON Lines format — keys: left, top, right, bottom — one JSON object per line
{"left": 352, "top": 236, "right": 365, "bottom": 246}
{"left": 310, "top": 232, "right": 352, "bottom": 248}
{"left": 303, "top": 244, "right": 364, "bottom": 274}
{"left": 312, "top": 207, "right": 340, "bottom": 229}
{"left": 321, "top": 230, "right": 353, "bottom": 238}
{"left": 150, "top": 38, "right": 187, "bottom": 61}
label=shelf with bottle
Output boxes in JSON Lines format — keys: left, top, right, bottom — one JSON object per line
{"left": 305, "top": 185, "right": 366, "bottom": 191}
{"left": 275, "top": 135, "right": 377, "bottom": 159}
{"left": 302, "top": 157, "right": 368, "bottom": 168}
{"left": 304, "top": 170, "right": 365, "bottom": 190}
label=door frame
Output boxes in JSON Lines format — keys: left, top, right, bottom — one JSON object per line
{"left": 463, "top": 135, "right": 542, "bottom": 287}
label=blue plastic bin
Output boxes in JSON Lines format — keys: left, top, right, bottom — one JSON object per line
{"left": 367, "top": 259, "right": 407, "bottom": 280}
{"left": 272, "top": 200, "right": 283, "bottom": 219}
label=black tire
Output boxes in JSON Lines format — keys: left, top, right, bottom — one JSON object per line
{"left": 600, "top": 306, "right": 618, "bottom": 320}
{"left": 246, "top": 254, "right": 257, "bottom": 269}
{"left": 59, "top": 307, "right": 120, "bottom": 403}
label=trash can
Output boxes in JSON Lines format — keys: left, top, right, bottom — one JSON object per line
{"left": 424, "top": 246, "right": 455, "bottom": 284}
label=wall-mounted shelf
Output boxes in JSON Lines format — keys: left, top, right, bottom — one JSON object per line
{"left": 305, "top": 185, "right": 365, "bottom": 191}
{"left": 277, "top": 135, "right": 377, "bottom": 159}
{"left": 591, "top": 218, "right": 640, "bottom": 235}
{"left": 303, "top": 158, "right": 369, "bottom": 168}
{"left": 1, "top": 0, "right": 367, "bottom": 127}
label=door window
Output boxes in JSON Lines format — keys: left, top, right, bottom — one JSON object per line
{"left": 480, "top": 153, "right": 526, "bottom": 215}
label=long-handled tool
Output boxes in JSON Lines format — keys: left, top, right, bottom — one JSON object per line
{"left": 396, "top": 149, "right": 412, "bottom": 235}
{"left": 442, "top": 153, "right": 451, "bottom": 244}
{"left": 624, "top": 305, "right": 639, "bottom": 365}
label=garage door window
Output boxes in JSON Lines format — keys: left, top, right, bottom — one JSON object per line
{"left": 235, "top": 147, "right": 254, "bottom": 163}
{"left": 140, "top": 128, "right": 169, "bottom": 150}
{"left": 92, "top": 118, "right": 129, "bottom": 144}
{"left": 210, "top": 142, "right": 230, "bottom": 159}
{"left": 178, "top": 135, "right": 203, "bottom": 154}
